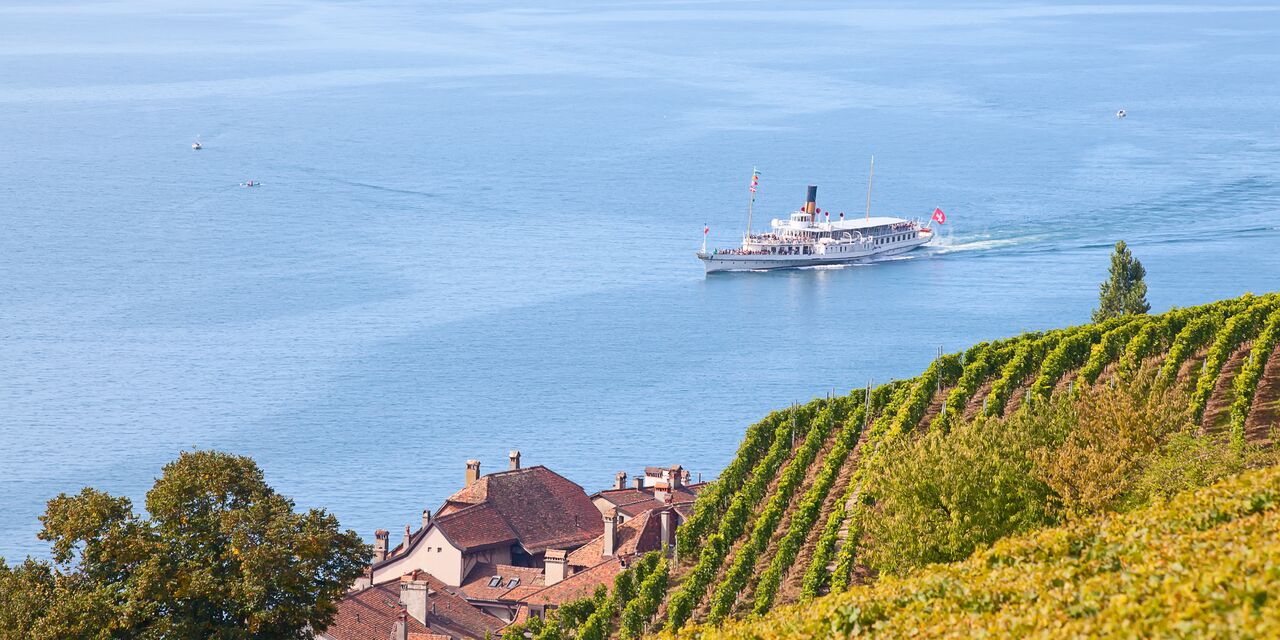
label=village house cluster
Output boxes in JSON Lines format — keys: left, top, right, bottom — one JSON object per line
{"left": 318, "top": 451, "right": 705, "bottom": 640}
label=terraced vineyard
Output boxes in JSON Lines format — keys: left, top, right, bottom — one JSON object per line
{"left": 671, "top": 458, "right": 1280, "bottom": 639}
{"left": 514, "top": 293, "right": 1280, "bottom": 639}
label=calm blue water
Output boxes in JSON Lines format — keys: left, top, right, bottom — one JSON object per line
{"left": 2, "top": 1, "right": 1279, "bottom": 559}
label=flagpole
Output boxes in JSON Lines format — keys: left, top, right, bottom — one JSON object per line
{"left": 865, "top": 156, "right": 875, "bottom": 222}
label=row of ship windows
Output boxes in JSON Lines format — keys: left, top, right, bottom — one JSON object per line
{"left": 876, "top": 232, "right": 915, "bottom": 245}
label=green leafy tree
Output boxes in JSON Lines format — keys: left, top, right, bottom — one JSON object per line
{"left": 0, "top": 450, "right": 368, "bottom": 639}
{"left": 1093, "top": 240, "right": 1150, "bottom": 322}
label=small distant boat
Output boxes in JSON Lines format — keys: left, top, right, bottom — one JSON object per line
{"left": 192, "top": 139, "right": 202, "bottom": 150}
{"left": 241, "top": 180, "right": 259, "bottom": 188}
{"left": 1116, "top": 109, "right": 1127, "bottom": 119}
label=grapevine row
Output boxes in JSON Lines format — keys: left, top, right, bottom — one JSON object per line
{"left": 1190, "top": 295, "right": 1279, "bottom": 423}
{"left": 705, "top": 398, "right": 852, "bottom": 624}
{"left": 665, "top": 404, "right": 817, "bottom": 629}
{"left": 675, "top": 409, "right": 789, "bottom": 559}
{"left": 829, "top": 382, "right": 914, "bottom": 591}
{"left": 887, "top": 353, "right": 964, "bottom": 437}
{"left": 752, "top": 402, "right": 869, "bottom": 614}
{"left": 983, "top": 331, "right": 1064, "bottom": 417}
{"left": 1228, "top": 306, "right": 1280, "bottom": 445}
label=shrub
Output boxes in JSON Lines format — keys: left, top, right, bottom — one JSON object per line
{"left": 1034, "top": 369, "right": 1193, "bottom": 518}
{"left": 858, "top": 408, "right": 1062, "bottom": 576}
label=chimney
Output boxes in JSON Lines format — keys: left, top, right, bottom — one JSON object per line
{"left": 400, "top": 575, "right": 430, "bottom": 625}
{"left": 669, "top": 465, "right": 684, "bottom": 489}
{"left": 632, "top": 476, "right": 644, "bottom": 490}
{"left": 805, "top": 185, "right": 817, "bottom": 219}
{"left": 660, "top": 508, "right": 672, "bottom": 554}
{"left": 422, "top": 508, "right": 432, "bottom": 531}
{"left": 614, "top": 471, "right": 627, "bottom": 491}
{"left": 374, "top": 529, "right": 390, "bottom": 562}
{"left": 403, "top": 524, "right": 411, "bottom": 554}
{"left": 653, "top": 482, "right": 670, "bottom": 504}
{"left": 509, "top": 450, "right": 521, "bottom": 470}
{"left": 545, "top": 549, "right": 568, "bottom": 586}
{"left": 392, "top": 612, "right": 408, "bottom": 640}
{"left": 465, "top": 459, "right": 481, "bottom": 486}
{"left": 602, "top": 508, "right": 618, "bottom": 557}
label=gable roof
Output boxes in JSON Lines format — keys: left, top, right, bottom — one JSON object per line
{"left": 322, "top": 582, "right": 432, "bottom": 640}
{"left": 411, "top": 572, "right": 507, "bottom": 640}
{"left": 443, "top": 466, "right": 603, "bottom": 553}
{"left": 458, "top": 563, "right": 545, "bottom": 602}
{"left": 325, "top": 571, "right": 507, "bottom": 640}
{"left": 432, "top": 503, "right": 519, "bottom": 552}
{"left": 521, "top": 557, "right": 626, "bottom": 607}
{"left": 566, "top": 509, "right": 665, "bottom": 568}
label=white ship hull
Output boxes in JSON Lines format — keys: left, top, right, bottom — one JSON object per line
{"left": 698, "top": 235, "right": 929, "bottom": 273}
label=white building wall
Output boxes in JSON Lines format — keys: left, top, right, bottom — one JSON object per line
{"left": 371, "top": 526, "right": 466, "bottom": 587}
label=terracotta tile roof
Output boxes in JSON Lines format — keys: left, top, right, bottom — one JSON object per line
{"left": 409, "top": 570, "right": 507, "bottom": 640}
{"left": 566, "top": 510, "right": 665, "bottom": 568}
{"left": 521, "top": 558, "right": 625, "bottom": 607}
{"left": 322, "top": 582, "right": 431, "bottom": 640}
{"left": 458, "top": 563, "right": 545, "bottom": 602}
{"left": 433, "top": 503, "right": 519, "bottom": 552}
{"left": 443, "top": 466, "right": 603, "bottom": 553}
{"left": 510, "top": 605, "right": 530, "bottom": 627}
{"left": 324, "top": 571, "right": 506, "bottom": 640}
{"left": 592, "top": 488, "right": 662, "bottom": 511}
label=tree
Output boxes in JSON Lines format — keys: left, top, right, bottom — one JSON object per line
{"left": 1093, "top": 240, "right": 1150, "bottom": 322}
{"left": 1, "top": 451, "right": 368, "bottom": 639}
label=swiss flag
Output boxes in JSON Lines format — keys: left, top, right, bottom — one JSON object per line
{"left": 931, "top": 208, "right": 947, "bottom": 225}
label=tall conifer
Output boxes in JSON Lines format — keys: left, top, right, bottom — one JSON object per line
{"left": 1093, "top": 240, "right": 1150, "bottom": 322}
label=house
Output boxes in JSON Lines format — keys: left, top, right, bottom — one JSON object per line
{"left": 345, "top": 454, "right": 703, "bottom": 634}
{"left": 590, "top": 465, "right": 705, "bottom": 524}
{"left": 320, "top": 570, "right": 505, "bottom": 640}
{"left": 366, "top": 453, "right": 601, "bottom": 604}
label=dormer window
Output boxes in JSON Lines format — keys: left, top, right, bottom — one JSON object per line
{"left": 488, "top": 576, "right": 503, "bottom": 588}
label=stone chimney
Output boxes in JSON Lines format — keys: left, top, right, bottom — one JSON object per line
{"left": 632, "top": 476, "right": 644, "bottom": 490}
{"left": 602, "top": 508, "right": 619, "bottom": 557}
{"left": 422, "top": 508, "right": 432, "bottom": 531}
{"left": 465, "top": 459, "right": 481, "bottom": 486}
{"left": 402, "top": 524, "right": 412, "bottom": 554}
{"left": 660, "top": 508, "right": 673, "bottom": 554}
{"left": 545, "top": 549, "right": 568, "bottom": 586}
{"left": 614, "top": 471, "right": 627, "bottom": 491}
{"left": 400, "top": 575, "right": 430, "bottom": 625}
{"left": 392, "top": 612, "right": 408, "bottom": 640}
{"left": 374, "top": 529, "right": 390, "bottom": 562}
{"left": 509, "top": 450, "right": 522, "bottom": 470}
{"left": 653, "top": 482, "right": 670, "bottom": 504}
{"left": 669, "top": 465, "right": 684, "bottom": 489}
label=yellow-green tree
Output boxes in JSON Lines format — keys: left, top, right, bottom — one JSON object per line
{"left": 0, "top": 451, "right": 368, "bottom": 639}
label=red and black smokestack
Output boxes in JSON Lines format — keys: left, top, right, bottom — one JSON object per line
{"left": 805, "top": 185, "right": 817, "bottom": 219}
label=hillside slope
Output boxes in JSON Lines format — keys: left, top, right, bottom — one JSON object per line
{"left": 670, "top": 461, "right": 1280, "bottom": 639}
{"left": 511, "top": 293, "right": 1280, "bottom": 639}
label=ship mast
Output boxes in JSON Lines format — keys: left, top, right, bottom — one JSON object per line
{"left": 865, "top": 156, "right": 874, "bottom": 222}
{"left": 746, "top": 167, "right": 759, "bottom": 242}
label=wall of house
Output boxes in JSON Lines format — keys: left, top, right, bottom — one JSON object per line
{"left": 372, "top": 526, "right": 466, "bottom": 586}
{"left": 461, "top": 545, "right": 513, "bottom": 582}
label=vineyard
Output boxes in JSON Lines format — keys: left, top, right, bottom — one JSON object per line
{"left": 512, "top": 292, "right": 1280, "bottom": 639}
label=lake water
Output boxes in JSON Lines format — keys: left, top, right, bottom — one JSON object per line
{"left": 2, "top": 1, "right": 1279, "bottom": 559}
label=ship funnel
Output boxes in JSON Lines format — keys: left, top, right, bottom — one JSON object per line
{"left": 805, "top": 185, "right": 817, "bottom": 219}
